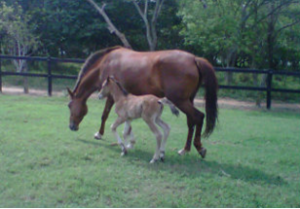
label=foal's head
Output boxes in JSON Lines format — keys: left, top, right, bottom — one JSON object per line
{"left": 67, "top": 88, "right": 88, "bottom": 131}
{"left": 98, "top": 77, "right": 112, "bottom": 99}
{"left": 98, "top": 77, "right": 128, "bottom": 100}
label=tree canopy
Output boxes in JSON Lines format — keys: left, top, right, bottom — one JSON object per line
{"left": 0, "top": 0, "right": 299, "bottom": 71}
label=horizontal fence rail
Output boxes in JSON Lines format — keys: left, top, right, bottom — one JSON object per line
{"left": 1, "top": 55, "right": 300, "bottom": 109}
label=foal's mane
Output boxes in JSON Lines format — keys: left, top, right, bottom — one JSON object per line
{"left": 110, "top": 77, "right": 129, "bottom": 96}
{"left": 72, "top": 46, "right": 122, "bottom": 93}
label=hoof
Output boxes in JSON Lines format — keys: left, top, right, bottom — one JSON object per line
{"left": 121, "top": 150, "right": 127, "bottom": 156}
{"left": 94, "top": 132, "right": 102, "bottom": 140}
{"left": 178, "top": 148, "right": 189, "bottom": 156}
{"left": 126, "top": 143, "right": 134, "bottom": 149}
{"left": 199, "top": 148, "right": 207, "bottom": 158}
{"left": 150, "top": 158, "right": 158, "bottom": 164}
{"left": 160, "top": 151, "right": 165, "bottom": 162}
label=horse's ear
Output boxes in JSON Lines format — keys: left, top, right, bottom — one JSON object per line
{"left": 67, "top": 87, "right": 74, "bottom": 98}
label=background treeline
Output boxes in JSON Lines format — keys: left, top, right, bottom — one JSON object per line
{"left": 0, "top": 0, "right": 299, "bottom": 103}
{"left": 1, "top": 0, "right": 300, "bottom": 71}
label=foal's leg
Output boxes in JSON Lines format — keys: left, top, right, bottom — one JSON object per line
{"left": 111, "top": 117, "right": 127, "bottom": 156}
{"left": 122, "top": 121, "right": 135, "bottom": 149}
{"left": 95, "top": 95, "right": 114, "bottom": 139}
{"left": 143, "top": 117, "right": 163, "bottom": 164}
{"left": 155, "top": 117, "right": 170, "bottom": 162}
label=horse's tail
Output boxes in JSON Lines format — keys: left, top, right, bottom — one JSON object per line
{"left": 158, "top": 98, "right": 180, "bottom": 117}
{"left": 195, "top": 57, "right": 218, "bottom": 137}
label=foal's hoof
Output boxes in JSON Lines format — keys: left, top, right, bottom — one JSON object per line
{"left": 178, "top": 148, "right": 189, "bottom": 156}
{"left": 94, "top": 132, "right": 102, "bottom": 140}
{"left": 199, "top": 148, "right": 207, "bottom": 158}
{"left": 160, "top": 151, "right": 165, "bottom": 162}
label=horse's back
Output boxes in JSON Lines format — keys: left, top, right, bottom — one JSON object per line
{"left": 103, "top": 48, "right": 200, "bottom": 100}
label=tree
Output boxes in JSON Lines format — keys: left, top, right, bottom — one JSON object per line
{"left": 132, "top": 0, "right": 165, "bottom": 51}
{"left": 178, "top": 0, "right": 300, "bottom": 70}
{"left": 86, "top": 0, "right": 132, "bottom": 49}
{"left": 86, "top": 0, "right": 165, "bottom": 51}
{"left": 0, "top": 2, "right": 40, "bottom": 93}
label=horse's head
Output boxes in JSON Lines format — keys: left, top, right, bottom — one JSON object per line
{"left": 67, "top": 88, "right": 88, "bottom": 131}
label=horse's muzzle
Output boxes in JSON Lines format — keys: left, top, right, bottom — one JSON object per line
{"left": 69, "top": 124, "right": 79, "bottom": 131}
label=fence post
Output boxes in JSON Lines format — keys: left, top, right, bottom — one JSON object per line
{"left": 266, "top": 70, "right": 273, "bottom": 109}
{"left": 47, "top": 57, "right": 52, "bottom": 96}
{"left": 0, "top": 56, "right": 2, "bottom": 93}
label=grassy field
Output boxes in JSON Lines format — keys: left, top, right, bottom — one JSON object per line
{"left": 0, "top": 94, "right": 299, "bottom": 207}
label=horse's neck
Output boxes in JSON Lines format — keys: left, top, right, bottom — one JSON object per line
{"left": 75, "top": 70, "right": 100, "bottom": 101}
{"left": 110, "top": 83, "right": 127, "bottom": 103}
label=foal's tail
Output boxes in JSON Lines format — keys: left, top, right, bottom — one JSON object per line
{"left": 158, "top": 98, "right": 180, "bottom": 117}
{"left": 195, "top": 57, "right": 218, "bottom": 138}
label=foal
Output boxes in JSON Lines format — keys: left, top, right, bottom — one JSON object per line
{"left": 98, "top": 77, "right": 179, "bottom": 163}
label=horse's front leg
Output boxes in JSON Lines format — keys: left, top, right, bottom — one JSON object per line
{"left": 111, "top": 117, "right": 127, "bottom": 156}
{"left": 94, "top": 95, "right": 114, "bottom": 139}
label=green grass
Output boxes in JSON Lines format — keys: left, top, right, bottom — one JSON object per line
{"left": 0, "top": 94, "right": 299, "bottom": 207}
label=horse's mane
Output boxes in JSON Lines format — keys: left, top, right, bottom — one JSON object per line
{"left": 72, "top": 46, "right": 122, "bottom": 93}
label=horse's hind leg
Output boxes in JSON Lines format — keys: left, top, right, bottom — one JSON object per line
{"left": 178, "top": 115, "right": 195, "bottom": 155}
{"left": 122, "top": 121, "right": 135, "bottom": 149}
{"left": 155, "top": 117, "right": 170, "bottom": 162}
{"left": 194, "top": 121, "right": 206, "bottom": 158}
{"left": 173, "top": 100, "right": 205, "bottom": 156}
{"left": 95, "top": 95, "right": 114, "bottom": 139}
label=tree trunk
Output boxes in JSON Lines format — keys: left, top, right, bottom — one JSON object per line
{"left": 22, "top": 62, "right": 29, "bottom": 94}
{"left": 132, "top": 0, "right": 164, "bottom": 51}
{"left": 86, "top": 0, "right": 132, "bottom": 49}
{"left": 23, "top": 76, "right": 29, "bottom": 94}
{"left": 267, "top": 2, "right": 276, "bottom": 70}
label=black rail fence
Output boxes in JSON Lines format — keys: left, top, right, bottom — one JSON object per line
{"left": 1, "top": 55, "right": 300, "bottom": 109}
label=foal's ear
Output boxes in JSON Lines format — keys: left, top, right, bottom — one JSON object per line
{"left": 67, "top": 87, "right": 74, "bottom": 98}
{"left": 109, "top": 76, "right": 116, "bottom": 82}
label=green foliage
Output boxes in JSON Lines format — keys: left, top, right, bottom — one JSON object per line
{"left": 0, "top": 0, "right": 184, "bottom": 57}
{"left": 0, "top": 95, "right": 299, "bottom": 207}
{"left": 0, "top": 2, "right": 40, "bottom": 56}
{"left": 178, "top": 0, "right": 300, "bottom": 70}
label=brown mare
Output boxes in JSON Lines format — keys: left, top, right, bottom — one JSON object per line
{"left": 67, "top": 46, "right": 218, "bottom": 158}
{"left": 98, "top": 76, "right": 179, "bottom": 163}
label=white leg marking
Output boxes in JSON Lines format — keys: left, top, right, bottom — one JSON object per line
{"left": 178, "top": 148, "right": 188, "bottom": 155}
{"left": 94, "top": 132, "right": 103, "bottom": 140}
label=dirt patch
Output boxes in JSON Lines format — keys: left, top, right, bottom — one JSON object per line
{"left": 1, "top": 86, "right": 299, "bottom": 112}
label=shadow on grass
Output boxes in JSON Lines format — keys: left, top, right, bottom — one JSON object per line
{"left": 77, "top": 138, "right": 286, "bottom": 186}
